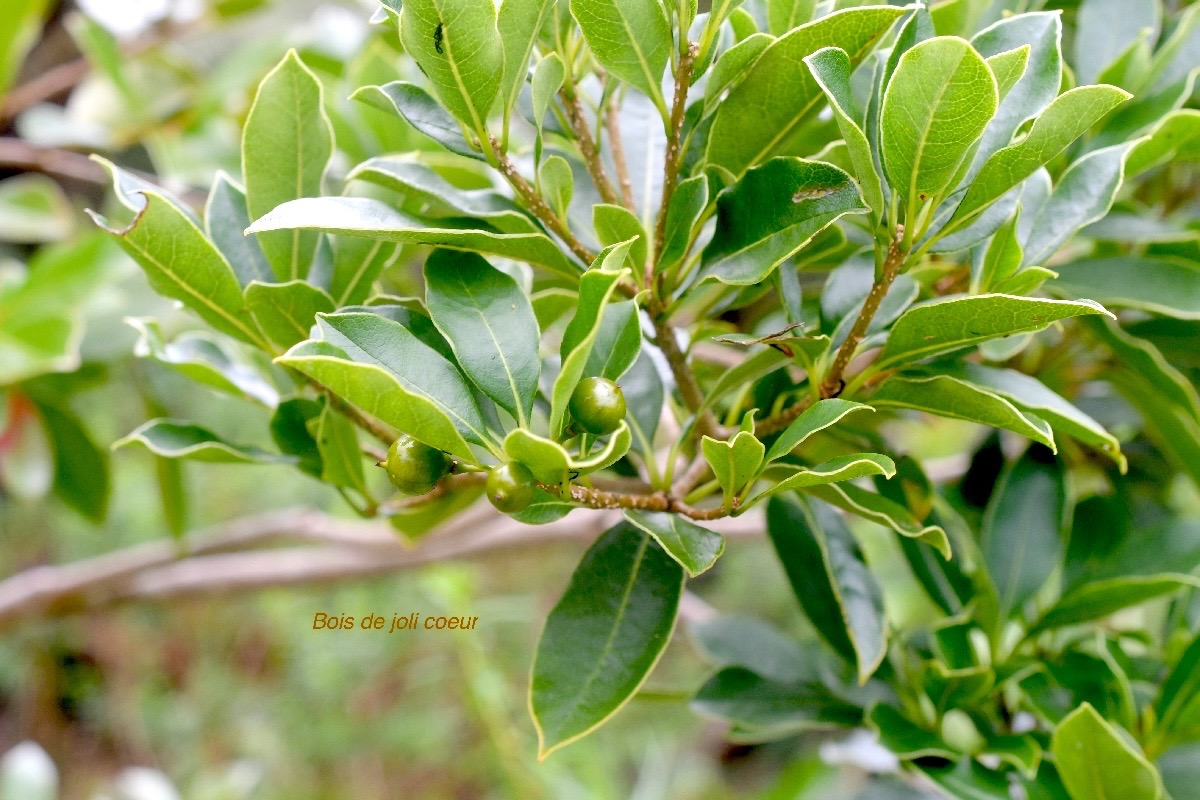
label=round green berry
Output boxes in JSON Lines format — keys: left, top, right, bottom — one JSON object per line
{"left": 568, "top": 377, "right": 626, "bottom": 436}
{"left": 486, "top": 462, "right": 536, "bottom": 514}
{"left": 385, "top": 435, "right": 450, "bottom": 495}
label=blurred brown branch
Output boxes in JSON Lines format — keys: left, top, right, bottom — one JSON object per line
{"left": 0, "top": 505, "right": 763, "bottom": 629}
{"left": 0, "top": 136, "right": 107, "bottom": 182}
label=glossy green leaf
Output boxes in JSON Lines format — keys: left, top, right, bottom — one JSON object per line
{"left": 242, "top": 51, "right": 333, "bottom": 282}
{"left": 657, "top": 175, "right": 708, "bottom": 269}
{"left": 530, "top": 522, "right": 684, "bottom": 758}
{"left": 498, "top": 0, "right": 554, "bottom": 118}
{"left": 245, "top": 280, "right": 335, "bottom": 349}
{"left": 974, "top": 209, "right": 1023, "bottom": 292}
{"left": 1074, "top": 0, "right": 1159, "bottom": 85}
{"left": 700, "top": 158, "right": 866, "bottom": 285}
{"left": 570, "top": 0, "right": 670, "bottom": 110}
{"left": 871, "top": 374, "right": 1055, "bottom": 448}
{"left": 1023, "top": 141, "right": 1139, "bottom": 266}
{"left": 940, "top": 364, "right": 1124, "bottom": 468}
{"left": 869, "top": 704, "right": 955, "bottom": 759}
{"left": 550, "top": 267, "right": 627, "bottom": 436}
{"left": 424, "top": 250, "right": 540, "bottom": 425}
{"left": 245, "top": 196, "right": 579, "bottom": 278}
{"left": 876, "top": 294, "right": 1111, "bottom": 371}
{"left": 539, "top": 156, "right": 573, "bottom": 218}
{"left": 691, "top": 666, "right": 860, "bottom": 739}
{"left": 981, "top": 447, "right": 1065, "bottom": 619}
{"left": 1030, "top": 576, "right": 1196, "bottom": 634}
{"left": 329, "top": 234, "right": 397, "bottom": 308}
{"left": 204, "top": 172, "right": 272, "bottom": 287}
{"left": 1158, "top": 630, "right": 1200, "bottom": 740}
{"left": 278, "top": 312, "right": 489, "bottom": 461}
{"left": 881, "top": 36, "right": 998, "bottom": 211}
{"left": 306, "top": 402, "right": 367, "bottom": 493}
{"left": 1126, "top": 109, "right": 1200, "bottom": 177}
{"left": 702, "top": 33, "right": 772, "bottom": 117}
{"left": 351, "top": 82, "right": 482, "bottom": 159}
{"left": 531, "top": 54, "right": 565, "bottom": 138}
{"left": 593, "top": 204, "right": 646, "bottom": 271}
{"left": 949, "top": 85, "right": 1131, "bottom": 230}
{"left": 746, "top": 453, "right": 895, "bottom": 509}
{"left": 767, "top": 0, "right": 816, "bottom": 36}
{"left": 706, "top": 6, "right": 906, "bottom": 176}
{"left": 36, "top": 401, "right": 109, "bottom": 524}
{"left": 400, "top": 0, "right": 503, "bottom": 134}
{"left": 806, "top": 481, "right": 952, "bottom": 560}
{"left": 764, "top": 399, "right": 874, "bottom": 463}
{"left": 348, "top": 157, "right": 537, "bottom": 234}
{"left": 1051, "top": 704, "right": 1162, "bottom": 800}
{"left": 503, "top": 424, "right": 631, "bottom": 483}
{"left": 702, "top": 427, "right": 765, "bottom": 504}
{"left": 270, "top": 397, "right": 323, "bottom": 477}
{"left": 987, "top": 45, "right": 1031, "bottom": 101}
{"left": 115, "top": 420, "right": 293, "bottom": 465}
{"left": 766, "top": 495, "right": 887, "bottom": 682}
{"left": 804, "top": 47, "right": 885, "bottom": 217}
{"left": 1050, "top": 257, "right": 1200, "bottom": 321}
{"left": 89, "top": 159, "right": 263, "bottom": 347}
{"left": 691, "top": 616, "right": 814, "bottom": 685}
{"left": 128, "top": 318, "right": 278, "bottom": 406}
{"left": 583, "top": 299, "right": 641, "bottom": 381}
{"left": 1089, "top": 318, "right": 1200, "bottom": 422}
{"left": 0, "top": 174, "right": 73, "bottom": 243}
{"left": 625, "top": 510, "right": 725, "bottom": 577}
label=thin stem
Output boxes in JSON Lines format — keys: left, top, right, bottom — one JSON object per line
{"left": 492, "top": 141, "right": 597, "bottom": 266}
{"left": 819, "top": 227, "right": 907, "bottom": 399}
{"left": 559, "top": 83, "right": 624, "bottom": 207}
{"left": 320, "top": 385, "right": 396, "bottom": 447}
{"left": 549, "top": 483, "right": 729, "bottom": 521}
{"left": 651, "top": 313, "right": 720, "bottom": 438}
{"left": 604, "top": 86, "right": 636, "bottom": 211}
{"left": 651, "top": 43, "right": 698, "bottom": 281}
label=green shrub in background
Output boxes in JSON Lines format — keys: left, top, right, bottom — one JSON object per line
{"left": 0, "top": 0, "right": 1196, "bottom": 795}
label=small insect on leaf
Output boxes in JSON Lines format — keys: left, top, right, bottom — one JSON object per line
{"left": 434, "top": 22, "right": 444, "bottom": 54}
{"left": 792, "top": 186, "right": 836, "bottom": 203}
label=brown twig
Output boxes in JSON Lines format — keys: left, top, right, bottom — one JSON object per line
{"left": 556, "top": 482, "right": 730, "bottom": 521}
{"left": 0, "top": 137, "right": 109, "bottom": 183}
{"left": 493, "top": 141, "right": 596, "bottom": 266}
{"left": 651, "top": 41, "right": 698, "bottom": 285}
{"left": 559, "top": 84, "right": 623, "bottom": 207}
{"left": 604, "top": 87, "right": 636, "bottom": 211}
{"left": 319, "top": 386, "right": 396, "bottom": 447}
{"left": 652, "top": 313, "right": 720, "bottom": 438}
{"left": 819, "top": 228, "right": 907, "bottom": 398}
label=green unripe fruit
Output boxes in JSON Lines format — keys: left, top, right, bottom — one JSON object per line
{"left": 486, "top": 462, "right": 536, "bottom": 514}
{"left": 385, "top": 435, "right": 450, "bottom": 495}
{"left": 568, "top": 377, "right": 626, "bottom": 436}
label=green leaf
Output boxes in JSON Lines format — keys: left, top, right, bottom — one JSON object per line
{"left": 278, "top": 312, "right": 489, "bottom": 462}
{"left": 351, "top": 82, "right": 482, "bottom": 159}
{"left": 625, "top": 511, "right": 725, "bottom": 577}
{"left": 1158, "top": 630, "right": 1200, "bottom": 740}
{"left": 706, "top": 6, "right": 906, "bottom": 176}
{"left": 503, "top": 424, "right": 632, "bottom": 483}
{"left": 691, "top": 666, "right": 860, "bottom": 739}
{"left": 593, "top": 204, "right": 646, "bottom": 270}
{"left": 0, "top": 0, "right": 48, "bottom": 100}
{"left": 764, "top": 399, "right": 874, "bottom": 463}
{"left": 804, "top": 47, "right": 885, "bottom": 217}
{"left": 746, "top": 453, "right": 895, "bottom": 509}
{"left": 539, "top": 156, "right": 573, "bottom": 218}
{"left": 1089, "top": 318, "right": 1200, "bottom": 421}
{"left": 306, "top": 402, "right": 367, "bottom": 493}
{"left": 245, "top": 280, "right": 336, "bottom": 349}
{"left": 700, "top": 158, "right": 866, "bottom": 286}
{"left": 1074, "top": 0, "right": 1159, "bottom": 85}
{"left": 702, "top": 33, "right": 773, "bottom": 118}
{"left": 36, "top": 401, "right": 109, "bottom": 524}
{"left": 702, "top": 426, "right": 765, "bottom": 505}
{"left": 766, "top": 495, "right": 887, "bottom": 683}
{"left": 869, "top": 704, "right": 956, "bottom": 760}
{"left": 987, "top": 45, "right": 1031, "bottom": 101}
{"left": 570, "top": 0, "right": 671, "bottom": 111}
{"left": 1051, "top": 704, "right": 1162, "bottom": 800}
{"left": 876, "top": 294, "right": 1111, "bottom": 371}
{"left": 1030, "top": 576, "right": 1197, "bottom": 634}
{"left": 974, "top": 209, "right": 1023, "bottom": 292}
{"left": 1022, "top": 141, "right": 1139, "bottom": 266}
{"left": 691, "top": 616, "right": 815, "bottom": 685}
{"left": 204, "top": 172, "right": 273, "bottom": 287}
{"left": 881, "top": 36, "right": 998, "bottom": 211}
{"left": 940, "top": 364, "right": 1124, "bottom": 468}
{"left": 871, "top": 374, "right": 1055, "bottom": 449}
{"left": 89, "top": 159, "right": 263, "bottom": 348}
{"left": 981, "top": 447, "right": 1065, "bottom": 619}
{"left": 806, "top": 481, "right": 952, "bottom": 560}
{"left": 400, "top": 0, "right": 503, "bottom": 134}
{"left": 530, "top": 522, "right": 684, "bottom": 758}
{"left": 531, "top": 54, "right": 565, "bottom": 139}
{"left": 245, "top": 196, "right": 579, "bottom": 278}
{"left": 583, "top": 299, "right": 641, "bottom": 381}
{"left": 658, "top": 174, "right": 709, "bottom": 270}
{"left": 498, "top": 0, "right": 554, "bottom": 118}
{"left": 270, "top": 397, "right": 323, "bottom": 477}
{"left": 424, "top": 250, "right": 540, "bottom": 425}
{"left": 1049, "top": 257, "right": 1200, "bottom": 321}
{"left": 1126, "top": 109, "right": 1200, "bottom": 177}
{"left": 949, "top": 85, "right": 1131, "bottom": 230}
{"left": 128, "top": 318, "right": 278, "bottom": 406}
{"left": 329, "top": 235, "right": 398, "bottom": 308}
{"left": 767, "top": 0, "right": 816, "bottom": 36}
{"left": 242, "top": 51, "right": 333, "bottom": 282}
{"left": 115, "top": 420, "right": 293, "bottom": 464}
{"left": 0, "top": 174, "right": 73, "bottom": 243}
{"left": 550, "top": 267, "right": 627, "bottom": 436}
{"left": 348, "top": 157, "right": 537, "bottom": 234}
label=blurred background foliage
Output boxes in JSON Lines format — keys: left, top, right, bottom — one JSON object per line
{"left": 0, "top": 0, "right": 1197, "bottom": 798}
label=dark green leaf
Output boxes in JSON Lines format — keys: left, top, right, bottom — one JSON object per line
{"left": 625, "top": 510, "right": 725, "bottom": 577}
{"left": 245, "top": 280, "right": 336, "bottom": 349}
{"left": 115, "top": 420, "right": 293, "bottom": 464}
